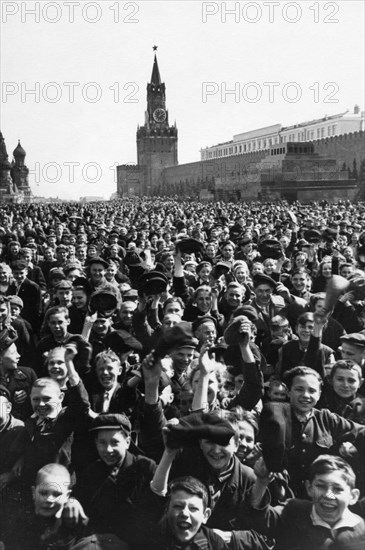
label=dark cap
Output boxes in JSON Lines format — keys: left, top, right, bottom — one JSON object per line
{"left": 303, "top": 229, "right": 321, "bottom": 244}
{"left": 90, "top": 288, "right": 118, "bottom": 315}
{"left": 49, "top": 268, "right": 66, "bottom": 280}
{"left": 104, "top": 329, "right": 143, "bottom": 354}
{"left": 175, "top": 237, "right": 205, "bottom": 255}
{"left": 238, "top": 236, "right": 252, "bottom": 247}
{"left": 258, "top": 238, "right": 283, "bottom": 260}
{"left": 11, "top": 259, "right": 28, "bottom": 271}
{"left": 88, "top": 256, "right": 109, "bottom": 269}
{"left": 252, "top": 273, "right": 277, "bottom": 289}
{"left": 165, "top": 411, "right": 236, "bottom": 449}
{"left": 340, "top": 333, "right": 365, "bottom": 348}
{"left": 212, "top": 261, "right": 231, "bottom": 279}
{"left": 122, "top": 288, "right": 138, "bottom": 301}
{"left": 232, "top": 305, "right": 259, "bottom": 323}
{"left": 322, "top": 227, "right": 338, "bottom": 243}
{"left": 89, "top": 413, "right": 131, "bottom": 435}
{"left": 138, "top": 270, "right": 169, "bottom": 296}
{"left": 192, "top": 315, "right": 217, "bottom": 333}
{"left": 72, "top": 277, "right": 92, "bottom": 295}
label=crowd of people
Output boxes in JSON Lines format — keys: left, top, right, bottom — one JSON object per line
{"left": 0, "top": 196, "right": 365, "bottom": 550}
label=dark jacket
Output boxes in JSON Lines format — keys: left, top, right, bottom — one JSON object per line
{"left": 73, "top": 451, "right": 156, "bottom": 548}
{"left": 252, "top": 498, "right": 365, "bottom": 550}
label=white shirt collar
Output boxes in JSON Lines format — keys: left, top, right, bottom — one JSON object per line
{"left": 311, "top": 504, "right": 362, "bottom": 530}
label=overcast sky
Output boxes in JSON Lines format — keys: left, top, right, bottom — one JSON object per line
{"left": 1, "top": 0, "right": 364, "bottom": 199}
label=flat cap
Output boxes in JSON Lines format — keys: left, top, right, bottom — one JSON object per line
{"left": 7, "top": 295, "right": 24, "bottom": 309}
{"left": 192, "top": 315, "right": 217, "bottom": 333}
{"left": 340, "top": 333, "right": 365, "bottom": 348}
{"left": 72, "top": 277, "right": 92, "bottom": 294}
{"left": 55, "top": 279, "right": 73, "bottom": 290}
{"left": 90, "top": 288, "right": 118, "bottom": 315}
{"left": 11, "top": 259, "right": 28, "bottom": 270}
{"left": 87, "top": 256, "right": 109, "bottom": 269}
{"left": 258, "top": 238, "right": 283, "bottom": 260}
{"left": 48, "top": 268, "right": 66, "bottom": 280}
{"left": 89, "top": 413, "right": 131, "bottom": 435}
{"left": 166, "top": 411, "right": 236, "bottom": 449}
{"left": 104, "top": 329, "right": 143, "bottom": 354}
{"left": 138, "top": 270, "right": 169, "bottom": 296}
{"left": 252, "top": 273, "right": 277, "bottom": 289}
{"left": 175, "top": 237, "right": 205, "bottom": 255}
{"left": 303, "top": 229, "right": 321, "bottom": 244}
{"left": 122, "top": 288, "right": 138, "bottom": 300}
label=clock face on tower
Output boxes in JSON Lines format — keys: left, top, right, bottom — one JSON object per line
{"left": 153, "top": 108, "right": 166, "bottom": 123}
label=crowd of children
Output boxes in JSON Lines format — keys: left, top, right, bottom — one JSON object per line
{"left": 0, "top": 197, "right": 365, "bottom": 549}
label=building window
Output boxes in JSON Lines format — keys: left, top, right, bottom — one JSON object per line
{"left": 239, "top": 145, "right": 242, "bottom": 152}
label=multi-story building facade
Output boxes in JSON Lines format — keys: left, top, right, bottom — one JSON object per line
{"left": 200, "top": 106, "right": 365, "bottom": 161}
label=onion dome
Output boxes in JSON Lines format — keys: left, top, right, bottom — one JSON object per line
{"left": 13, "top": 140, "right": 26, "bottom": 159}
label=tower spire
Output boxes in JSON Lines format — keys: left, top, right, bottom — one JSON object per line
{"left": 150, "top": 46, "right": 161, "bottom": 86}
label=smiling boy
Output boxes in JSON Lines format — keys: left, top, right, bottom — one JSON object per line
{"left": 151, "top": 476, "right": 232, "bottom": 549}
{"left": 251, "top": 455, "right": 365, "bottom": 550}
{"left": 71, "top": 413, "right": 156, "bottom": 549}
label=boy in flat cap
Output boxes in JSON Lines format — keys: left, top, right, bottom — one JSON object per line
{"left": 71, "top": 413, "right": 157, "bottom": 549}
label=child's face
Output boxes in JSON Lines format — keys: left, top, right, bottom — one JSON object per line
{"left": 306, "top": 471, "right": 359, "bottom": 526}
{"left": 340, "top": 343, "right": 365, "bottom": 366}
{"left": 296, "top": 321, "right": 314, "bottom": 344}
{"left": 33, "top": 473, "right": 71, "bottom": 518}
{"left": 10, "top": 304, "right": 21, "bottom": 319}
{"left": 199, "top": 437, "right": 238, "bottom": 473}
{"left": 0, "top": 343, "right": 20, "bottom": 370}
{"left": 236, "top": 420, "right": 255, "bottom": 461}
{"left": 268, "top": 384, "right": 287, "bottom": 402}
{"left": 289, "top": 374, "right": 321, "bottom": 415}
{"left": 167, "top": 490, "right": 210, "bottom": 543}
{"left": 48, "top": 313, "right": 69, "bottom": 339}
{"left": 47, "top": 349, "right": 68, "bottom": 383}
{"left": 31, "top": 385, "right": 63, "bottom": 418}
{"left": 95, "top": 428, "right": 130, "bottom": 466}
{"left": 96, "top": 358, "right": 121, "bottom": 389}
{"left": 331, "top": 368, "right": 361, "bottom": 399}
